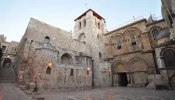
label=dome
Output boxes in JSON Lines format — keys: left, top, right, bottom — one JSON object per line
{"left": 156, "top": 32, "right": 170, "bottom": 40}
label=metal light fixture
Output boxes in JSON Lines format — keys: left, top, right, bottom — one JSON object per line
{"left": 48, "top": 62, "right": 52, "bottom": 67}
{"left": 109, "top": 69, "right": 111, "bottom": 72}
{"left": 87, "top": 67, "right": 91, "bottom": 71}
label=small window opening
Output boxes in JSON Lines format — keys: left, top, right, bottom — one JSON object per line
{"left": 87, "top": 70, "right": 90, "bottom": 75}
{"left": 46, "top": 67, "right": 51, "bottom": 74}
{"left": 2, "top": 46, "right": 6, "bottom": 51}
{"left": 70, "top": 69, "right": 74, "bottom": 76}
{"left": 44, "top": 36, "right": 50, "bottom": 44}
{"left": 98, "top": 22, "right": 100, "bottom": 29}
{"left": 116, "top": 40, "right": 122, "bottom": 49}
{"left": 79, "top": 22, "right": 81, "bottom": 29}
{"left": 83, "top": 19, "right": 86, "bottom": 27}
{"left": 131, "top": 35, "right": 136, "bottom": 46}
{"left": 99, "top": 52, "right": 102, "bottom": 58}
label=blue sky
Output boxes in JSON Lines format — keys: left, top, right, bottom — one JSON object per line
{"left": 0, "top": 0, "right": 161, "bottom": 42}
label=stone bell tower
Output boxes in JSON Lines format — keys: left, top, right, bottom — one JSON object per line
{"left": 73, "top": 9, "right": 111, "bottom": 87}
{"left": 73, "top": 9, "right": 107, "bottom": 46}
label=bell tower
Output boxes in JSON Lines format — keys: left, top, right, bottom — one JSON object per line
{"left": 73, "top": 9, "right": 107, "bottom": 46}
{"left": 73, "top": 9, "right": 110, "bottom": 87}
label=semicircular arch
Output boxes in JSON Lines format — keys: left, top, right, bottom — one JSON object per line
{"left": 112, "top": 60, "right": 128, "bottom": 73}
{"left": 61, "top": 53, "right": 73, "bottom": 65}
{"left": 128, "top": 57, "right": 148, "bottom": 72}
{"left": 123, "top": 27, "right": 142, "bottom": 39}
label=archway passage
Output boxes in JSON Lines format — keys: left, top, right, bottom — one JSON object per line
{"left": 163, "top": 49, "right": 175, "bottom": 68}
{"left": 0, "top": 58, "right": 16, "bottom": 83}
{"left": 3, "top": 58, "right": 11, "bottom": 68}
{"left": 113, "top": 62, "right": 128, "bottom": 87}
{"left": 118, "top": 73, "right": 128, "bottom": 86}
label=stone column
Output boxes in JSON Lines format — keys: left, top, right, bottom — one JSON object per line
{"left": 170, "top": 19, "right": 175, "bottom": 40}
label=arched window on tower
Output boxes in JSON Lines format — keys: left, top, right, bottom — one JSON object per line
{"left": 130, "top": 35, "right": 136, "bottom": 46}
{"left": 79, "top": 22, "right": 81, "bottom": 29}
{"left": 44, "top": 36, "right": 50, "bottom": 44}
{"left": 116, "top": 40, "right": 122, "bottom": 49}
{"left": 83, "top": 19, "right": 86, "bottom": 27}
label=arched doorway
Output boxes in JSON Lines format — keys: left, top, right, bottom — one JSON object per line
{"left": 162, "top": 49, "right": 175, "bottom": 68}
{"left": 169, "top": 74, "right": 175, "bottom": 89}
{"left": 61, "top": 53, "right": 73, "bottom": 65}
{"left": 0, "top": 58, "right": 16, "bottom": 83}
{"left": 129, "top": 58, "right": 148, "bottom": 86}
{"left": 113, "top": 61, "right": 128, "bottom": 86}
{"left": 3, "top": 58, "right": 11, "bottom": 68}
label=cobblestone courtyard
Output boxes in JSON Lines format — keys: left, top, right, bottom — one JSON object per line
{"left": 35, "top": 87, "right": 175, "bottom": 100}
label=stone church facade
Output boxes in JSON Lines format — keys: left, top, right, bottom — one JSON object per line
{"left": 15, "top": 8, "right": 175, "bottom": 92}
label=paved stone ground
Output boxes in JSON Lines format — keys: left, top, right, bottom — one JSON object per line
{"left": 0, "top": 83, "right": 30, "bottom": 100}
{"left": 35, "top": 87, "right": 175, "bottom": 100}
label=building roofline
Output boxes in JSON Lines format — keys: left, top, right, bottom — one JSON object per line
{"left": 105, "top": 19, "right": 147, "bottom": 36}
{"left": 74, "top": 9, "right": 105, "bottom": 21}
{"left": 146, "top": 19, "right": 165, "bottom": 26}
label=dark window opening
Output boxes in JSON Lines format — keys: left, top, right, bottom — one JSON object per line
{"left": 44, "top": 36, "right": 50, "bottom": 44}
{"left": 116, "top": 40, "right": 122, "bottom": 49}
{"left": 79, "top": 22, "right": 81, "bottom": 29}
{"left": 87, "top": 70, "right": 89, "bottom": 75}
{"left": 46, "top": 67, "right": 51, "bottom": 74}
{"left": 2, "top": 46, "right": 6, "bottom": 51}
{"left": 131, "top": 42, "right": 136, "bottom": 46}
{"left": 83, "top": 19, "right": 86, "bottom": 27}
{"left": 117, "top": 46, "right": 121, "bottom": 49}
{"left": 98, "top": 23, "right": 100, "bottom": 29}
{"left": 70, "top": 69, "right": 74, "bottom": 76}
{"left": 99, "top": 52, "right": 102, "bottom": 58}
{"left": 130, "top": 35, "right": 136, "bottom": 46}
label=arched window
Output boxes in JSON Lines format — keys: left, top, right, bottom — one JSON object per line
{"left": 99, "top": 52, "right": 102, "bottom": 58}
{"left": 61, "top": 53, "right": 73, "bottom": 65}
{"left": 78, "top": 33, "right": 86, "bottom": 44}
{"left": 83, "top": 19, "right": 86, "bottom": 27}
{"left": 44, "top": 36, "right": 50, "bottom": 44}
{"left": 87, "top": 70, "right": 90, "bottom": 75}
{"left": 79, "top": 22, "right": 81, "bottom": 29}
{"left": 151, "top": 28, "right": 160, "bottom": 40}
{"left": 130, "top": 35, "right": 136, "bottom": 45}
{"left": 163, "top": 49, "right": 175, "bottom": 68}
{"left": 98, "top": 22, "right": 100, "bottom": 29}
{"left": 116, "top": 40, "right": 122, "bottom": 49}
{"left": 70, "top": 69, "right": 74, "bottom": 76}
{"left": 46, "top": 67, "right": 51, "bottom": 74}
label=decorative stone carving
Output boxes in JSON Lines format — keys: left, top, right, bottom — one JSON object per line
{"left": 170, "top": 28, "right": 175, "bottom": 40}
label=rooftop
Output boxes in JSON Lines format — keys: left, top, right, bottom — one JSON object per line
{"left": 74, "top": 9, "right": 105, "bottom": 21}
